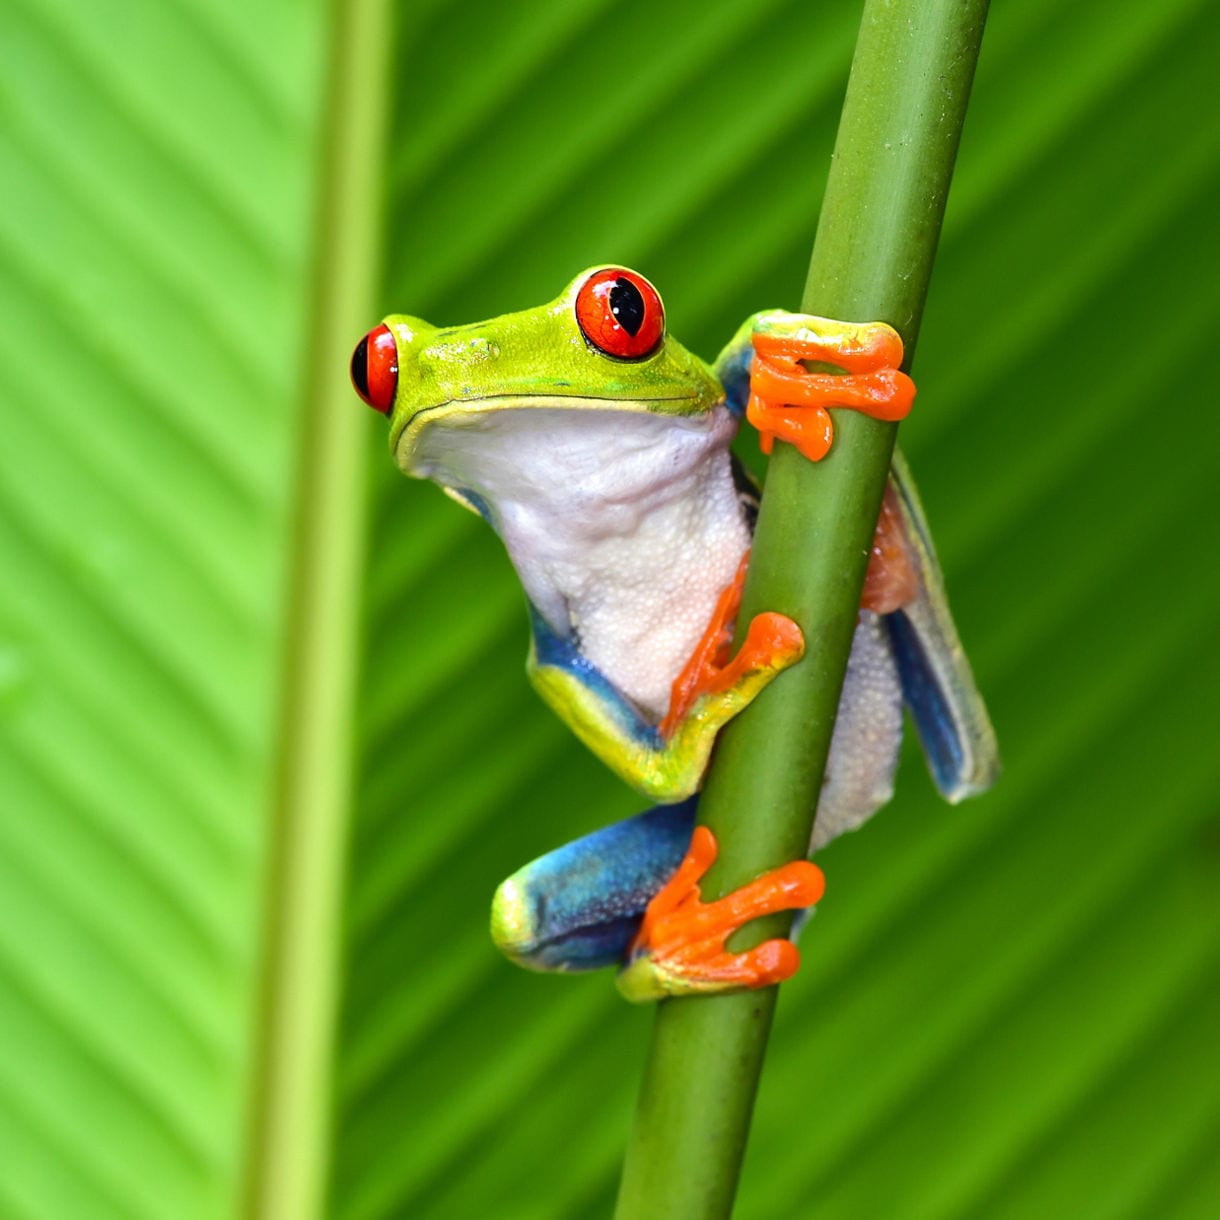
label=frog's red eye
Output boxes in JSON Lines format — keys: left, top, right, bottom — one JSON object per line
{"left": 575, "top": 268, "right": 664, "bottom": 360}
{"left": 351, "top": 323, "right": 398, "bottom": 414}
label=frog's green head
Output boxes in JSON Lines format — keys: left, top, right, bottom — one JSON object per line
{"left": 349, "top": 267, "right": 723, "bottom": 474}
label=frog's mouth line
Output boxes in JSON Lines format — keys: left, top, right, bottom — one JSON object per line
{"left": 392, "top": 392, "right": 712, "bottom": 463}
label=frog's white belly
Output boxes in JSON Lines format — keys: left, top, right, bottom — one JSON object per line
{"left": 412, "top": 403, "right": 749, "bottom": 718}
{"left": 524, "top": 469, "right": 751, "bottom": 718}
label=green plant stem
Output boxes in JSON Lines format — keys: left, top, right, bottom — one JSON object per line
{"left": 613, "top": 1, "right": 989, "bottom": 1216}
{"left": 240, "top": 1, "right": 390, "bottom": 1217}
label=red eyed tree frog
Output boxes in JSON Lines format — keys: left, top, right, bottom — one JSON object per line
{"left": 351, "top": 267, "right": 998, "bottom": 1002}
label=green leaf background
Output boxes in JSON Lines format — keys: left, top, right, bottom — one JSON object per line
{"left": 2, "top": 0, "right": 1218, "bottom": 1217}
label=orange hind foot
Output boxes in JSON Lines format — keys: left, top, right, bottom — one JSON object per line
{"left": 616, "top": 826, "right": 825, "bottom": 1003}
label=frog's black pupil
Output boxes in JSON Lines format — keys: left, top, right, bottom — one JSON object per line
{"left": 351, "top": 335, "right": 370, "bottom": 398}
{"left": 609, "top": 278, "right": 646, "bottom": 337}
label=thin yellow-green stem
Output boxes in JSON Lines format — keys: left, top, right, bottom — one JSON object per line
{"left": 614, "top": 1, "right": 990, "bottom": 1215}
{"left": 240, "top": 1, "right": 390, "bottom": 1217}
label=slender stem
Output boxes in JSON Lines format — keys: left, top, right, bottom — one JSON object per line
{"left": 239, "top": 0, "right": 390, "bottom": 1216}
{"left": 613, "top": 1, "right": 989, "bottom": 1215}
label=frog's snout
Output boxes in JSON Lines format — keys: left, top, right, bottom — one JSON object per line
{"left": 351, "top": 323, "right": 399, "bottom": 415}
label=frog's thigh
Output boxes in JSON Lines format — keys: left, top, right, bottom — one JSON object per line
{"left": 491, "top": 800, "right": 697, "bottom": 973}
{"left": 812, "top": 611, "right": 904, "bottom": 850}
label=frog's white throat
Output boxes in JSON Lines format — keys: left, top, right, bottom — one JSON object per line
{"left": 408, "top": 403, "right": 752, "bottom": 718}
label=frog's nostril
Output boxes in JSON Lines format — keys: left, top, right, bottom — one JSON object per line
{"left": 351, "top": 324, "right": 398, "bottom": 414}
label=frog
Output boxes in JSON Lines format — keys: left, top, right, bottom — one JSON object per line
{"left": 351, "top": 266, "right": 998, "bottom": 1002}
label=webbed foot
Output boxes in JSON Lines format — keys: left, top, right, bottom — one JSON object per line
{"left": 747, "top": 315, "right": 915, "bottom": 462}
{"left": 616, "top": 826, "right": 824, "bottom": 1002}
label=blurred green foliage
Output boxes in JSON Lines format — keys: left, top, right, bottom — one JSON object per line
{"left": 1, "top": 0, "right": 1218, "bottom": 1218}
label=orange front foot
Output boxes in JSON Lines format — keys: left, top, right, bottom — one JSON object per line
{"left": 659, "top": 554, "right": 804, "bottom": 740}
{"left": 747, "top": 320, "right": 916, "bottom": 462}
{"left": 616, "top": 827, "right": 825, "bottom": 1003}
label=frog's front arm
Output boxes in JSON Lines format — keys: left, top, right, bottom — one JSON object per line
{"left": 525, "top": 571, "right": 804, "bottom": 803}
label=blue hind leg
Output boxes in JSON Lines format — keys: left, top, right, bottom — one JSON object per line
{"left": 491, "top": 799, "right": 697, "bottom": 972}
